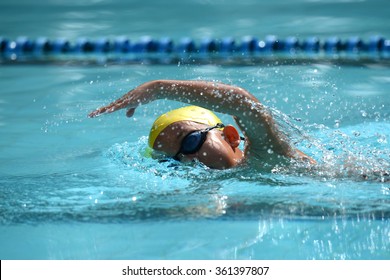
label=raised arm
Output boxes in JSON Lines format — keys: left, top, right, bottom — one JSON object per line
{"left": 88, "top": 80, "right": 314, "bottom": 163}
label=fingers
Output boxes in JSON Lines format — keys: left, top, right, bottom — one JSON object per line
{"left": 88, "top": 107, "right": 105, "bottom": 118}
{"left": 295, "top": 150, "right": 317, "bottom": 164}
{"left": 88, "top": 105, "right": 113, "bottom": 118}
{"left": 88, "top": 90, "right": 139, "bottom": 118}
{"left": 88, "top": 98, "right": 129, "bottom": 118}
{"left": 126, "top": 108, "right": 136, "bottom": 118}
{"left": 88, "top": 104, "right": 136, "bottom": 118}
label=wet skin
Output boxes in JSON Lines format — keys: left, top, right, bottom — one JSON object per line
{"left": 88, "top": 80, "right": 316, "bottom": 167}
{"left": 153, "top": 120, "right": 244, "bottom": 169}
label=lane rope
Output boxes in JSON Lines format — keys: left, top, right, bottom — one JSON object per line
{"left": 1, "top": 35, "right": 389, "bottom": 64}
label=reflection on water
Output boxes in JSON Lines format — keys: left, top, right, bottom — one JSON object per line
{"left": 0, "top": 57, "right": 389, "bottom": 259}
{"left": 0, "top": 217, "right": 388, "bottom": 259}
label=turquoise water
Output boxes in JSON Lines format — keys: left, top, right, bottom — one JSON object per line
{"left": 0, "top": 0, "right": 389, "bottom": 259}
{"left": 1, "top": 0, "right": 389, "bottom": 40}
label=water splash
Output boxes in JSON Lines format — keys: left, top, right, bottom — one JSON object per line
{"left": 269, "top": 108, "right": 390, "bottom": 183}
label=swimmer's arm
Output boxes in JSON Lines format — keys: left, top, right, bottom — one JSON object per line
{"left": 154, "top": 80, "right": 313, "bottom": 162}
{"left": 88, "top": 79, "right": 258, "bottom": 118}
{"left": 88, "top": 79, "right": 313, "bottom": 162}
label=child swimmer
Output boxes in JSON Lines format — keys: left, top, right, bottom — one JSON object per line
{"left": 88, "top": 80, "right": 316, "bottom": 169}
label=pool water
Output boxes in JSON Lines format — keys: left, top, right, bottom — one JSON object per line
{"left": 0, "top": 0, "right": 389, "bottom": 260}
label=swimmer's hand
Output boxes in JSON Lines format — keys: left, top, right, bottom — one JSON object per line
{"left": 88, "top": 97, "right": 136, "bottom": 118}
{"left": 295, "top": 150, "right": 316, "bottom": 165}
{"left": 88, "top": 82, "right": 158, "bottom": 118}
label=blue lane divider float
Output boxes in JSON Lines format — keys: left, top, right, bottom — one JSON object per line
{"left": 1, "top": 35, "right": 389, "bottom": 64}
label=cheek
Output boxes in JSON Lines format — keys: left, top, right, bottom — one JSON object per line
{"left": 198, "top": 141, "right": 240, "bottom": 169}
{"left": 154, "top": 136, "right": 180, "bottom": 156}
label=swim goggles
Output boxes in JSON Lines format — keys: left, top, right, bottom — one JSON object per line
{"left": 173, "top": 123, "right": 224, "bottom": 160}
{"left": 173, "top": 123, "right": 244, "bottom": 160}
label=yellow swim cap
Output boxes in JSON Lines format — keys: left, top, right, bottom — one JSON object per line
{"left": 148, "top": 106, "right": 222, "bottom": 148}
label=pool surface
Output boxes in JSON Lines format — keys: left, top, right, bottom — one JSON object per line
{"left": 0, "top": 0, "right": 389, "bottom": 260}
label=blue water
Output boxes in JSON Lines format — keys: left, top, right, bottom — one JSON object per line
{"left": 0, "top": 0, "right": 389, "bottom": 260}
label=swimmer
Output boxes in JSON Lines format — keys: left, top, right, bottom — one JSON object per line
{"left": 88, "top": 80, "right": 315, "bottom": 169}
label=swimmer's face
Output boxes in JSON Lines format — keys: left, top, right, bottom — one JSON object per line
{"left": 153, "top": 121, "right": 244, "bottom": 169}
